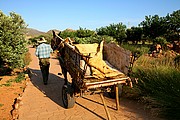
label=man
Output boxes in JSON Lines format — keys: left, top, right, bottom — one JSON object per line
{"left": 35, "top": 37, "right": 53, "bottom": 85}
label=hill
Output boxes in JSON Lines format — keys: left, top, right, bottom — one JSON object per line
{"left": 26, "top": 28, "right": 45, "bottom": 38}
{"left": 25, "top": 28, "right": 61, "bottom": 39}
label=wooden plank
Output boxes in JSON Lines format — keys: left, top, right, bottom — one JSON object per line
{"left": 115, "top": 84, "right": 120, "bottom": 110}
{"left": 85, "top": 77, "right": 129, "bottom": 85}
{"left": 86, "top": 81, "right": 126, "bottom": 89}
{"left": 100, "top": 93, "right": 111, "bottom": 120}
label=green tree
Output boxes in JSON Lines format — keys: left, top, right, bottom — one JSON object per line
{"left": 140, "top": 15, "right": 166, "bottom": 40}
{"left": 165, "top": 10, "right": 180, "bottom": 42}
{"left": 140, "top": 10, "right": 180, "bottom": 43}
{"left": 95, "top": 27, "right": 107, "bottom": 35}
{"left": 76, "top": 27, "right": 95, "bottom": 38}
{"left": 0, "top": 11, "right": 28, "bottom": 69}
{"left": 126, "top": 27, "right": 143, "bottom": 44}
{"left": 96, "top": 22, "right": 127, "bottom": 44}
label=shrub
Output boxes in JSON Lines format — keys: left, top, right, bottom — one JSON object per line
{"left": 23, "top": 52, "right": 32, "bottom": 66}
{"left": 153, "top": 37, "right": 167, "bottom": 48}
{"left": 0, "top": 11, "right": 28, "bottom": 69}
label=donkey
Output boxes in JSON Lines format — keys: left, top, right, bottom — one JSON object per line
{"left": 51, "top": 30, "right": 69, "bottom": 84}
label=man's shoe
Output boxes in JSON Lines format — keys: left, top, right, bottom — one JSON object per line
{"left": 44, "top": 82, "right": 47, "bottom": 85}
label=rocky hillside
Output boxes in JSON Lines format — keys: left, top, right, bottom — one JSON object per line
{"left": 25, "top": 28, "right": 60, "bottom": 39}
{"left": 25, "top": 28, "right": 45, "bottom": 38}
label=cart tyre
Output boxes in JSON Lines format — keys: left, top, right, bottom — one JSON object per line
{"left": 108, "top": 84, "right": 123, "bottom": 98}
{"left": 62, "top": 85, "right": 75, "bottom": 109}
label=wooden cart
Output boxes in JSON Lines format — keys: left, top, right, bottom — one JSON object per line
{"left": 51, "top": 32, "right": 135, "bottom": 119}
{"left": 57, "top": 38, "right": 133, "bottom": 120}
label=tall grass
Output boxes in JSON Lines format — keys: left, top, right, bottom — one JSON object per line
{"left": 132, "top": 54, "right": 180, "bottom": 119}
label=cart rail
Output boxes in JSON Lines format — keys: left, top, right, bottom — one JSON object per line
{"left": 85, "top": 77, "right": 130, "bottom": 89}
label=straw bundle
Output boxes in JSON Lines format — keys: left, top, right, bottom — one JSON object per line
{"left": 75, "top": 41, "right": 123, "bottom": 79}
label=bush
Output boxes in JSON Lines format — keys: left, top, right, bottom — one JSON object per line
{"left": 23, "top": 51, "right": 32, "bottom": 66}
{"left": 153, "top": 37, "right": 167, "bottom": 48}
{"left": 0, "top": 11, "right": 28, "bottom": 69}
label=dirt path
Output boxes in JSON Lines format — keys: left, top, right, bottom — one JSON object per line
{"left": 18, "top": 46, "right": 163, "bottom": 120}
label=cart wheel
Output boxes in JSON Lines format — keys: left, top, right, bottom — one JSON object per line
{"left": 62, "top": 85, "right": 75, "bottom": 109}
{"left": 108, "top": 84, "right": 123, "bottom": 98}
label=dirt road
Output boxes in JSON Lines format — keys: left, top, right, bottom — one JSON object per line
{"left": 18, "top": 46, "right": 163, "bottom": 120}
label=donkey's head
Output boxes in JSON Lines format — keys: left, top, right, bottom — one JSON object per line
{"left": 51, "top": 30, "right": 64, "bottom": 51}
{"left": 51, "top": 30, "right": 77, "bottom": 51}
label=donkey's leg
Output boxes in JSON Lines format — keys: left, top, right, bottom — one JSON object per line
{"left": 63, "top": 67, "right": 68, "bottom": 85}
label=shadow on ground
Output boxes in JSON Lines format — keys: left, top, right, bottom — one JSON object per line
{"left": 28, "top": 68, "right": 65, "bottom": 108}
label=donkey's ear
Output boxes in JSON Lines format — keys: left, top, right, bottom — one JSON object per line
{"left": 52, "top": 30, "right": 56, "bottom": 37}
{"left": 64, "top": 38, "right": 69, "bottom": 43}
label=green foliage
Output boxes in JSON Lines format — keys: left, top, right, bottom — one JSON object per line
{"left": 130, "top": 54, "right": 180, "bottom": 119}
{"left": 29, "top": 37, "right": 38, "bottom": 47}
{"left": 140, "top": 15, "right": 167, "bottom": 40}
{"left": 29, "top": 35, "right": 43, "bottom": 47}
{"left": 29, "top": 33, "right": 52, "bottom": 47}
{"left": 165, "top": 10, "right": 180, "bottom": 42}
{"left": 153, "top": 37, "right": 167, "bottom": 45}
{"left": 140, "top": 10, "right": 180, "bottom": 43}
{"left": 121, "top": 43, "right": 149, "bottom": 56}
{"left": 23, "top": 52, "right": 32, "bottom": 66}
{"left": 126, "top": 27, "right": 143, "bottom": 44}
{"left": 53, "top": 27, "right": 115, "bottom": 44}
{"left": 0, "top": 73, "right": 25, "bottom": 87}
{"left": 0, "top": 103, "right": 4, "bottom": 107}
{"left": 153, "top": 37, "right": 167, "bottom": 50}
{"left": 0, "top": 11, "right": 28, "bottom": 69}
{"left": 76, "top": 27, "right": 95, "bottom": 38}
{"left": 1, "top": 79, "right": 13, "bottom": 86}
{"left": 96, "top": 22, "right": 127, "bottom": 44}
{"left": 14, "top": 73, "right": 25, "bottom": 83}
{"left": 135, "top": 53, "right": 176, "bottom": 68}
{"left": 58, "top": 29, "right": 77, "bottom": 38}
{"left": 74, "top": 35, "right": 115, "bottom": 44}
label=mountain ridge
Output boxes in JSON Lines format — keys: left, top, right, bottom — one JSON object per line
{"left": 26, "top": 28, "right": 60, "bottom": 38}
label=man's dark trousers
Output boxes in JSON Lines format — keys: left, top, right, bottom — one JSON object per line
{"left": 39, "top": 58, "right": 50, "bottom": 85}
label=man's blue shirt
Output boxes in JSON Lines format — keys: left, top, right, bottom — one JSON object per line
{"left": 35, "top": 43, "right": 53, "bottom": 58}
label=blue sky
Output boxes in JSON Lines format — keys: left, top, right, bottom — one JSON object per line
{"left": 0, "top": 0, "right": 179, "bottom": 32}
